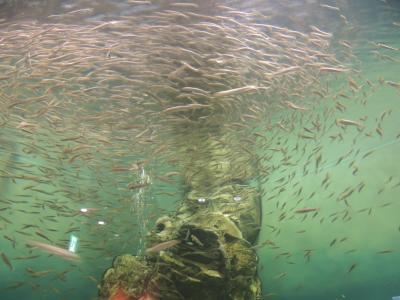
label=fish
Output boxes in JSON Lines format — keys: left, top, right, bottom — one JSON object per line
{"left": 86, "top": 275, "right": 98, "bottom": 284}
{"left": 127, "top": 182, "right": 149, "bottom": 190}
{"left": 145, "top": 239, "right": 180, "bottom": 253}
{"left": 161, "top": 103, "right": 211, "bottom": 114}
{"left": 362, "top": 150, "right": 375, "bottom": 159}
{"left": 273, "top": 272, "right": 287, "bottom": 280}
{"left": 284, "top": 101, "right": 308, "bottom": 111}
{"left": 111, "top": 166, "right": 131, "bottom": 172}
{"left": 348, "top": 263, "right": 357, "bottom": 273}
{"left": 5, "top": 281, "right": 25, "bottom": 289}
{"left": 319, "top": 4, "right": 341, "bottom": 11}
{"left": 321, "top": 173, "right": 330, "bottom": 187}
{"left": 1, "top": 252, "right": 13, "bottom": 271}
{"left": 35, "top": 231, "right": 52, "bottom": 242}
{"left": 295, "top": 208, "right": 319, "bottom": 213}
{"left": 376, "top": 249, "right": 395, "bottom": 254}
{"left": 27, "top": 240, "right": 80, "bottom": 261}
{"left": 264, "top": 292, "right": 278, "bottom": 298}
{"left": 319, "top": 67, "right": 350, "bottom": 73}
{"left": 374, "top": 42, "right": 398, "bottom": 51}
{"left": 163, "top": 171, "right": 181, "bottom": 177}
{"left": 315, "top": 153, "right": 322, "bottom": 172}
{"left": 385, "top": 80, "right": 400, "bottom": 88}
{"left": 336, "top": 119, "right": 363, "bottom": 128}
{"left": 0, "top": 215, "right": 12, "bottom": 224}
{"left": 14, "top": 255, "right": 41, "bottom": 260}
{"left": 348, "top": 77, "right": 359, "bottom": 90}
{"left": 3, "top": 235, "right": 16, "bottom": 248}
{"left": 212, "top": 86, "right": 264, "bottom": 98}
{"left": 26, "top": 267, "right": 53, "bottom": 277}
{"left": 345, "top": 249, "right": 357, "bottom": 254}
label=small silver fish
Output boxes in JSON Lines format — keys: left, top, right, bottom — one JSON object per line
{"left": 28, "top": 240, "right": 79, "bottom": 261}
{"left": 145, "top": 239, "right": 180, "bottom": 253}
{"left": 1, "top": 252, "right": 13, "bottom": 271}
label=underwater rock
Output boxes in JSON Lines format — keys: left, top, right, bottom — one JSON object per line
{"left": 99, "top": 131, "right": 262, "bottom": 299}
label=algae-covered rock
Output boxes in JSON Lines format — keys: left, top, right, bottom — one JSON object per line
{"left": 99, "top": 255, "right": 153, "bottom": 299}
{"left": 99, "top": 130, "right": 262, "bottom": 299}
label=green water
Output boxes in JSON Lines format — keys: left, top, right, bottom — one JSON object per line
{"left": 256, "top": 2, "right": 400, "bottom": 299}
{"left": 0, "top": 0, "right": 400, "bottom": 300}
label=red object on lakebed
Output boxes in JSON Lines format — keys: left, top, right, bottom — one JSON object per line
{"left": 109, "top": 287, "right": 159, "bottom": 300}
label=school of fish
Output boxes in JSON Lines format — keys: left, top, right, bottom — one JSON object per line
{"left": 0, "top": 0, "right": 399, "bottom": 299}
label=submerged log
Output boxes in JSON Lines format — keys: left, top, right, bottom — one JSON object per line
{"left": 99, "top": 128, "right": 262, "bottom": 300}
